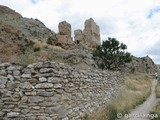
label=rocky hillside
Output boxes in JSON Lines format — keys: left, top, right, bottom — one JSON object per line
{"left": 0, "top": 5, "right": 56, "bottom": 62}
{"left": 0, "top": 5, "right": 157, "bottom": 73}
{"left": 0, "top": 5, "right": 97, "bottom": 70}
{"left": 124, "top": 56, "right": 157, "bottom": 74}
{"left": 0, "top": 5, "right": 55, "bottom": 40}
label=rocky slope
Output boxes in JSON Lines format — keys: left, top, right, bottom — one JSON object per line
{"left": 0, "top": 5, "right": 55, "bottom": 40}
{"left": 124, "top": 56, "right": 157, "bottom": 74}
{"left": 0, "top": 5, "right": 56, "bottom": 62}
{"left": 0, "top": 5, "right": 157, "bottom": 73}
{"left": 0, "top": 5, "right": 94, "bottom": 68}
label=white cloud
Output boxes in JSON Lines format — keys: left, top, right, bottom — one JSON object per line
{"left": 1, "top": 0, "right": 160, "bottom": 63}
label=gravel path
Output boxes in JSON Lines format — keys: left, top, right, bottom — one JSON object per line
{"left": 117, "top": 79, "right": 159, "bottom": 120}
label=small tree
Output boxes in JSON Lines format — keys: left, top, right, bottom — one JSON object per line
{"left": 93, "top": 37, "right": 132, "bottom": 70}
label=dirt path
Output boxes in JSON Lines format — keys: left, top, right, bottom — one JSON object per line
{"left": 118, "top": 79, "right": 159, "bottom": 120}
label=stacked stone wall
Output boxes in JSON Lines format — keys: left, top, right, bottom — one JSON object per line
{"left": 0, "top": 61, "right": 124, "bottom": 120}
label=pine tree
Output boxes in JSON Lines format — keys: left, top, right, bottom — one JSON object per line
{"left": 93, "top": 37, "right": 132, "bottom": 70}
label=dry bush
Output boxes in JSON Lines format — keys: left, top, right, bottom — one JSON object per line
{"left": 17, "top": 52, "right": 36, "bottom": 65}
{"left": 31, "top": 38, "right": 64, "bottom": 52}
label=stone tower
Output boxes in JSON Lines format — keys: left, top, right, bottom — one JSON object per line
{"left": 56, "top": 21, "right": 73, "bottom": 48}
{"left": 74, "top": 18, "right": 100, "bottom": 48}
{"left": 58, "top": 21, "right": 71, "bottom": 37}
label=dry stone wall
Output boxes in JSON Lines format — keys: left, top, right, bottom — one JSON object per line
{"left": 0, "top": 61, "right": 124, "bottom": 120}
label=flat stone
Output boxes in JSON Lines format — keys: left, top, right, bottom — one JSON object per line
{"left": 57, "top": 106, "right": 66, "bottom": 118}
{"left": 21, "top": 96, "right": 28, "bottom": 103}
{"left": 62, "top": 117, "right": 69, "bottom": 120}
{"left": 24, "top": 116, "right": 36, "bottom": 120}
{"left": 28, "top": 79, "right": 39, "bottom": 84}
{"left": 46, "top": 95, "right": 61, "bottom": 102}
{"left": 39, "top": 77, "right": 47, "bottom": 82}
{"left": 32, "top": 106, "right": 40, "bottom": 109}
{"left": 33, "top": 73, "right": 54, "bottom": 78}
{"left": 21, "top": 74, "right": 31, "bottom": 78}
{"left": 37, "top": 116, "right": 52, "bottom": 120}
{"left": 27, "top": 64, "right": 34, "bottom": 68}
{"left": 25, "top": 92, "right": 36, "bottom": 96}
{"left": 0, "top": 76, "right": 8, "bottom": 88}
{"left": 0, "top": 70, "right": 7, "bottom": 75}
{"left": 0, "top": 84, "right": 5, "bottom": 89}
{"left": 40, "top": 68, "right": 53, "bottom": 73}
{"left": 45, "top": 107, "right": 57, "bottom": 114}
{"left": 39, "top": 102, "right": 57, "bottom": 107}
{"left": 34, "top": 62, "right": 43, "bottom": 68}
{"left": 0, "top": 62, "right": 11, "bottom": 67}
{"left": 0, "top": 76, "right": 8, "bottom": 84}
{"left": 13, "top": 70, "right": 21, "bottom": 76}
{"left": 0, "top": 111, "right": 5, "bottom": 117}
{"left": 7, "top": 65, "right": 22, "bottom": 71}
{"left": 19, "top": 82, "right": 32, "bottom": 89}
{"left": 37, "top": 91, "right": 53, "bottom": 97}
{"left": 7, "top": 112, "right": 20, "bottom": 118}
{"left": 6, "top": 81, "right": 19, "bottom": 89}
{"left": 48, "top": 77, "right": 61, "bottom": 83}
{"left": 22, "top": 68, "right": 37, "bottom": 74}
{"left": 62, "top": 79, "right": 69, "bottom": 83}
{"left": 54, "top": 84, "right": 62, "bottom": 88}
{"left": 35, "top": 83, "right": 53, "bottom": 89}
{"left": 21, "top": 109, "right": 30, "bottom": 114}
{"left": 28, "top": 96, "right": 44, "bottom": 103}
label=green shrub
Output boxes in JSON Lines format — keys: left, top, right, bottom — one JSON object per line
{"left": 93, "top": 37, "right": 132, "bottom": 70}
{"left": 46, "top": 37, "right": 53, "bottom": 45}
{"left": 33, "top": 47, "right": 40, "bottom": 52}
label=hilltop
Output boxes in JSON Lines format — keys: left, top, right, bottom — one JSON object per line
{"left": 0, "top": 5, "right": 157, "bottom": 73}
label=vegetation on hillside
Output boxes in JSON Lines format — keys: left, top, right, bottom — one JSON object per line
{"left": 86, "top": 73, "right": 152, "bottom": 120}
{"left": 93, "top": 37, "right": 132, "bottom": 70}
{"left": 156, "top": 80, "right": 160, "bottom": 98}
{"left": 150, "top": 102, "right": 160, "bottom": 120}
{"left": 150, "top": 80, "right": 160, "bottom": 120}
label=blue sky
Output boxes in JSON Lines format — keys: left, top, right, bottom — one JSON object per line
{"left": 1, "top": 0, "right": 160, "bottom": 64}
{"left": 31, "top": 0, "right": 38, "bottom": 4}
{"left": 147, "top": 6, "right": 160, "bottom": 19}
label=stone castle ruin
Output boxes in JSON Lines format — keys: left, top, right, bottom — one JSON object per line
{"left": 74, "top": 18, "right": 100, "bottom": 48}
{"left": 56, "top": 21, "right": 74, "bottom": 47}
{"left": 55, "top": 18, "right": 100, "bottom": 49}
